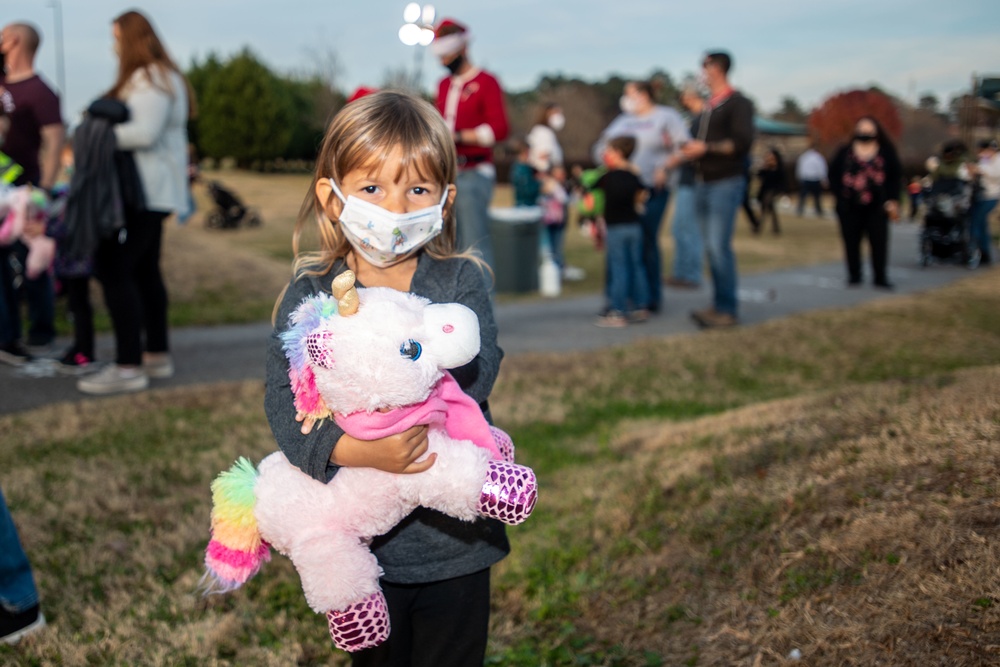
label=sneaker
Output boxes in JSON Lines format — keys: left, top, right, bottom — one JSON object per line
{"left": 25, "top": 341, "right": 57, "bottom": 358}
{"left": 0, "top": 341, "right": 33, "bottom": 366}
{"left": 0, "top": 604, "right": 46, "bottom": 645}
{"left": 665, "top": 277, "right": 700, "bottom": 289}
{"left": 56, "top": 350, "right": 98, "bottom": 376}
{"left": 142, "top": 352, "right": 174, "bottom": 379}
{"left": 690, "top": 307, "right": 716, "bottom": 325}
{"left": 628, "top": 309, "right": 650, "bottom": 323}
{"left": 595, "top": 313, "right": 628, "bottom": 328}
{"left": 694, "top": 309, "right": 739, "bottom": 329}
{"left": 77, "top": 364, "right": 149, "bottom": 395}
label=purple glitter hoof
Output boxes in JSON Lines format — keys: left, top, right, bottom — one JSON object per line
{"left": 478, "top": 460, "right": 537, "bottom": 525}
{"left": 327, "top": 591, "right": 390, "bottom": 652}
{"left": 490, "top": 426, "right": 516, "bottom": 463}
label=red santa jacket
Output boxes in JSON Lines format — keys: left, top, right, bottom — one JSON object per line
{"left": 436, "top": 68, "right": 509, "bottom": 169}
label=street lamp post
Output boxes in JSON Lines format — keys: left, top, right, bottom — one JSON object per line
{"left": 47, "top": 0, "right": 66, "bottom": 97}
{"left": 398, "top": 3, "right": 435, "bottom": 92}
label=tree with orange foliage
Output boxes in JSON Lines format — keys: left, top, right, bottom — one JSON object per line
{"left": 808, "top": 89, "right": 902, "bottom": 154}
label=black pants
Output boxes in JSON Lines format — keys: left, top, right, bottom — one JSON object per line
{"left": 798, "top": 180, "right": 824, "bottom": 215}
{"left": 837, "top": 201, "right": 889, "bottom": 284}
{"left": 351, "top": 569, "right": 491, "bottom": 667}
{"left": 759, "top": 190, "right": 781, "bottom": 234}
{"left": 93, "top": 209, "right": 169, "bottom": 366}
{"left": 741, "top": 186, "right": 760, "bottom": 231}
{"left": 62, "top": 275, "right": 94, "bottom": 359}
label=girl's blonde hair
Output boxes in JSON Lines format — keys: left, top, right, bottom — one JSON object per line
{"left": 291, "top": 90, "right": 463, "bottom": 279}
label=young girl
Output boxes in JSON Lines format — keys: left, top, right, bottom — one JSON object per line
{"left": 264, "top": 91, "right": 507, "bottom": 666}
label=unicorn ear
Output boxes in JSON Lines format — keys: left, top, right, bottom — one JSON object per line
{"left": 281, "top": 294, "right": 336, "bottom": 421}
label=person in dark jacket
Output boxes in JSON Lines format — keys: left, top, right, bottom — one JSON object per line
{"left": 680, "top": 51, "right": 755, "bottom": 329}
{"left": 828, "top": 116, "right": 902, "bottom": 289}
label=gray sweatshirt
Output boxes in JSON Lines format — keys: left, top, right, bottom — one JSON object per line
{"left": 264, "top": 254, "right": 509, "bottom": 583}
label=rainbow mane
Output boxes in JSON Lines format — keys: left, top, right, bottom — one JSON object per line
{"left": 203, "top": 458, "right": 272, "bottom": 592}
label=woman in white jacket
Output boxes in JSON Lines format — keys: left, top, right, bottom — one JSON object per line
{"left": 78, "top": 10, "right": 193, "bottom": 395}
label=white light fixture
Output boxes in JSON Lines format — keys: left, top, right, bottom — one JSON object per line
{"left": 421, "top": 5, "right": 436, "bottom": 26}
{"left": 398, "top": 23, "right": 421, "bottom": 46}
{"left": 403, "top": 2, "right": 421, "bottom": 24}
{"left": 398, "top": 4, "right": 436, "bottom": 91}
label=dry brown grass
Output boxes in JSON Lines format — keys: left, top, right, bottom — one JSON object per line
{"left": 157, "top": 172, "right": 306, "bottom": 322}
{"left": 541, "top": 367, "right": 1000, "bottom": 665}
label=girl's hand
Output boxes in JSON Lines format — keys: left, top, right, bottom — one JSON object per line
{"left": 332, "top": 426, "right": 436, "bottom": 474}
{"left": 295, "top": 411, "right": 317, "bottom": 435}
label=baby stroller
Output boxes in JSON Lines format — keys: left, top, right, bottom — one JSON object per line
{"left": 919, "top": 176, "right": 979, "bottom": 269}
{"left": 204, "top": 180, "right": 262, "bottom": 229}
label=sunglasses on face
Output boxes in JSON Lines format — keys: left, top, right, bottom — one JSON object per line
{"left": 854, "top": 134, "right": 878, "bottom": 143}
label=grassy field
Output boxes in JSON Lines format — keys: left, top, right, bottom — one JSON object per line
{"left": 5, "top": 171, "right": 1000, "bottom": 665}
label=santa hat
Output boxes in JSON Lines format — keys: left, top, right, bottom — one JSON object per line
{"left": 430, "top": 18, "right": 469, "bottom": 57}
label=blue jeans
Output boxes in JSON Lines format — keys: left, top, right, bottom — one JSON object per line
{"left": 695, "top": 175, "right": 745, "bottom": 317}
{"left": 670, "top": 184, "right": 703, "bottom": 284}
{"left": 606, "top": 222, "right": 647, "bottom": 314}
{"left": 0, "top": 484, "right": 39, "bottom": 613}
{"left": 641, "top": 187, "right": 671, "bottom": 309}
{"left": 970, "top": 198, "right": 997, "bottom": 261}
{"left": 454, "top": 169, "right": 496, "bottom": 272}
{"left": 542, "top": 223, "right": 566, "bottom": 269}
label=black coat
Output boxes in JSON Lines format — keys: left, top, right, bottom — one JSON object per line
{"left": 829, "top": 142, "right": 902, "bottom": 208}
{"left": 63, "top": 99, "right": 145, "bottom": 262}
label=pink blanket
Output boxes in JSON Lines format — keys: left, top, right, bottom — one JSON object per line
{"left": 334, "top": 372, "right": 501, "bottom": 459}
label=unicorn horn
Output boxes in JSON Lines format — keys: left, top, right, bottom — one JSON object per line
{"left": 332, "top": 270, "right": 359, "bottom": 316}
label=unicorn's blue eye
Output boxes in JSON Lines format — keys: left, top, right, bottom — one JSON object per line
{"left": 400, "top": 339, "right": 422, "bottom": 361}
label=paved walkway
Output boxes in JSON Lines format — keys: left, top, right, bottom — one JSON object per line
{"left": 0, "top": 222, "right": 980, "bottom": 415}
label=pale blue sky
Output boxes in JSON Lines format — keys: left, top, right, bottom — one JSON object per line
{"left": 9, "top": 0, "right": 1000, "bottom": 123}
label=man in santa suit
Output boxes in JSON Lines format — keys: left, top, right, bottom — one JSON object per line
{"left": 432, "top": 18, "right": 509, "bottom": 274}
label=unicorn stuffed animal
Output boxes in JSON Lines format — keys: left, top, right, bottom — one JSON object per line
{"left": 205, "top": 271, "right": 537, "bottom": 652}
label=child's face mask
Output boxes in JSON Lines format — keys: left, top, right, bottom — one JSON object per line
{"left": 329, "top": 179, "right": 447, "bottom": 268}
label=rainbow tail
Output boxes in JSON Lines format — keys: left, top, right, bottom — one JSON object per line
{"left": 203, "top": 457, "right": 272, "bottom": 594}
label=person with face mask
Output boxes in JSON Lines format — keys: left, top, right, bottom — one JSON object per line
{"left": 680, "top": 52, "right": 756, "bottom": 329}
{"left": 592, "top": 80, "right": 690, "bottom": 315}
{"left": 526, "top": 103, "right": 565, "bottom": 174}
{"left": 432, "top": 18, "right": 509, "bottom": 276}
{"left": 266, "top": 90, "right": 507, "bottom": 665}
{"left": 827, "top": 115, "right": 902, "bottom": 289}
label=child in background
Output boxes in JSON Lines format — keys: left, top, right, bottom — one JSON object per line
{"left": 571, "top": 163, "right": 607, "bottom": 249}
{"left": 594, "top": 136, "right": 649, "bottom": 328}
{"left": 539, "top": 165, "right": 569, "bottom": 271}
{"left": 265, "top": 91, "right": 507, "bottom": 665}
{"left": 509, "top": 137, "right": 540, "bottom": 207}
